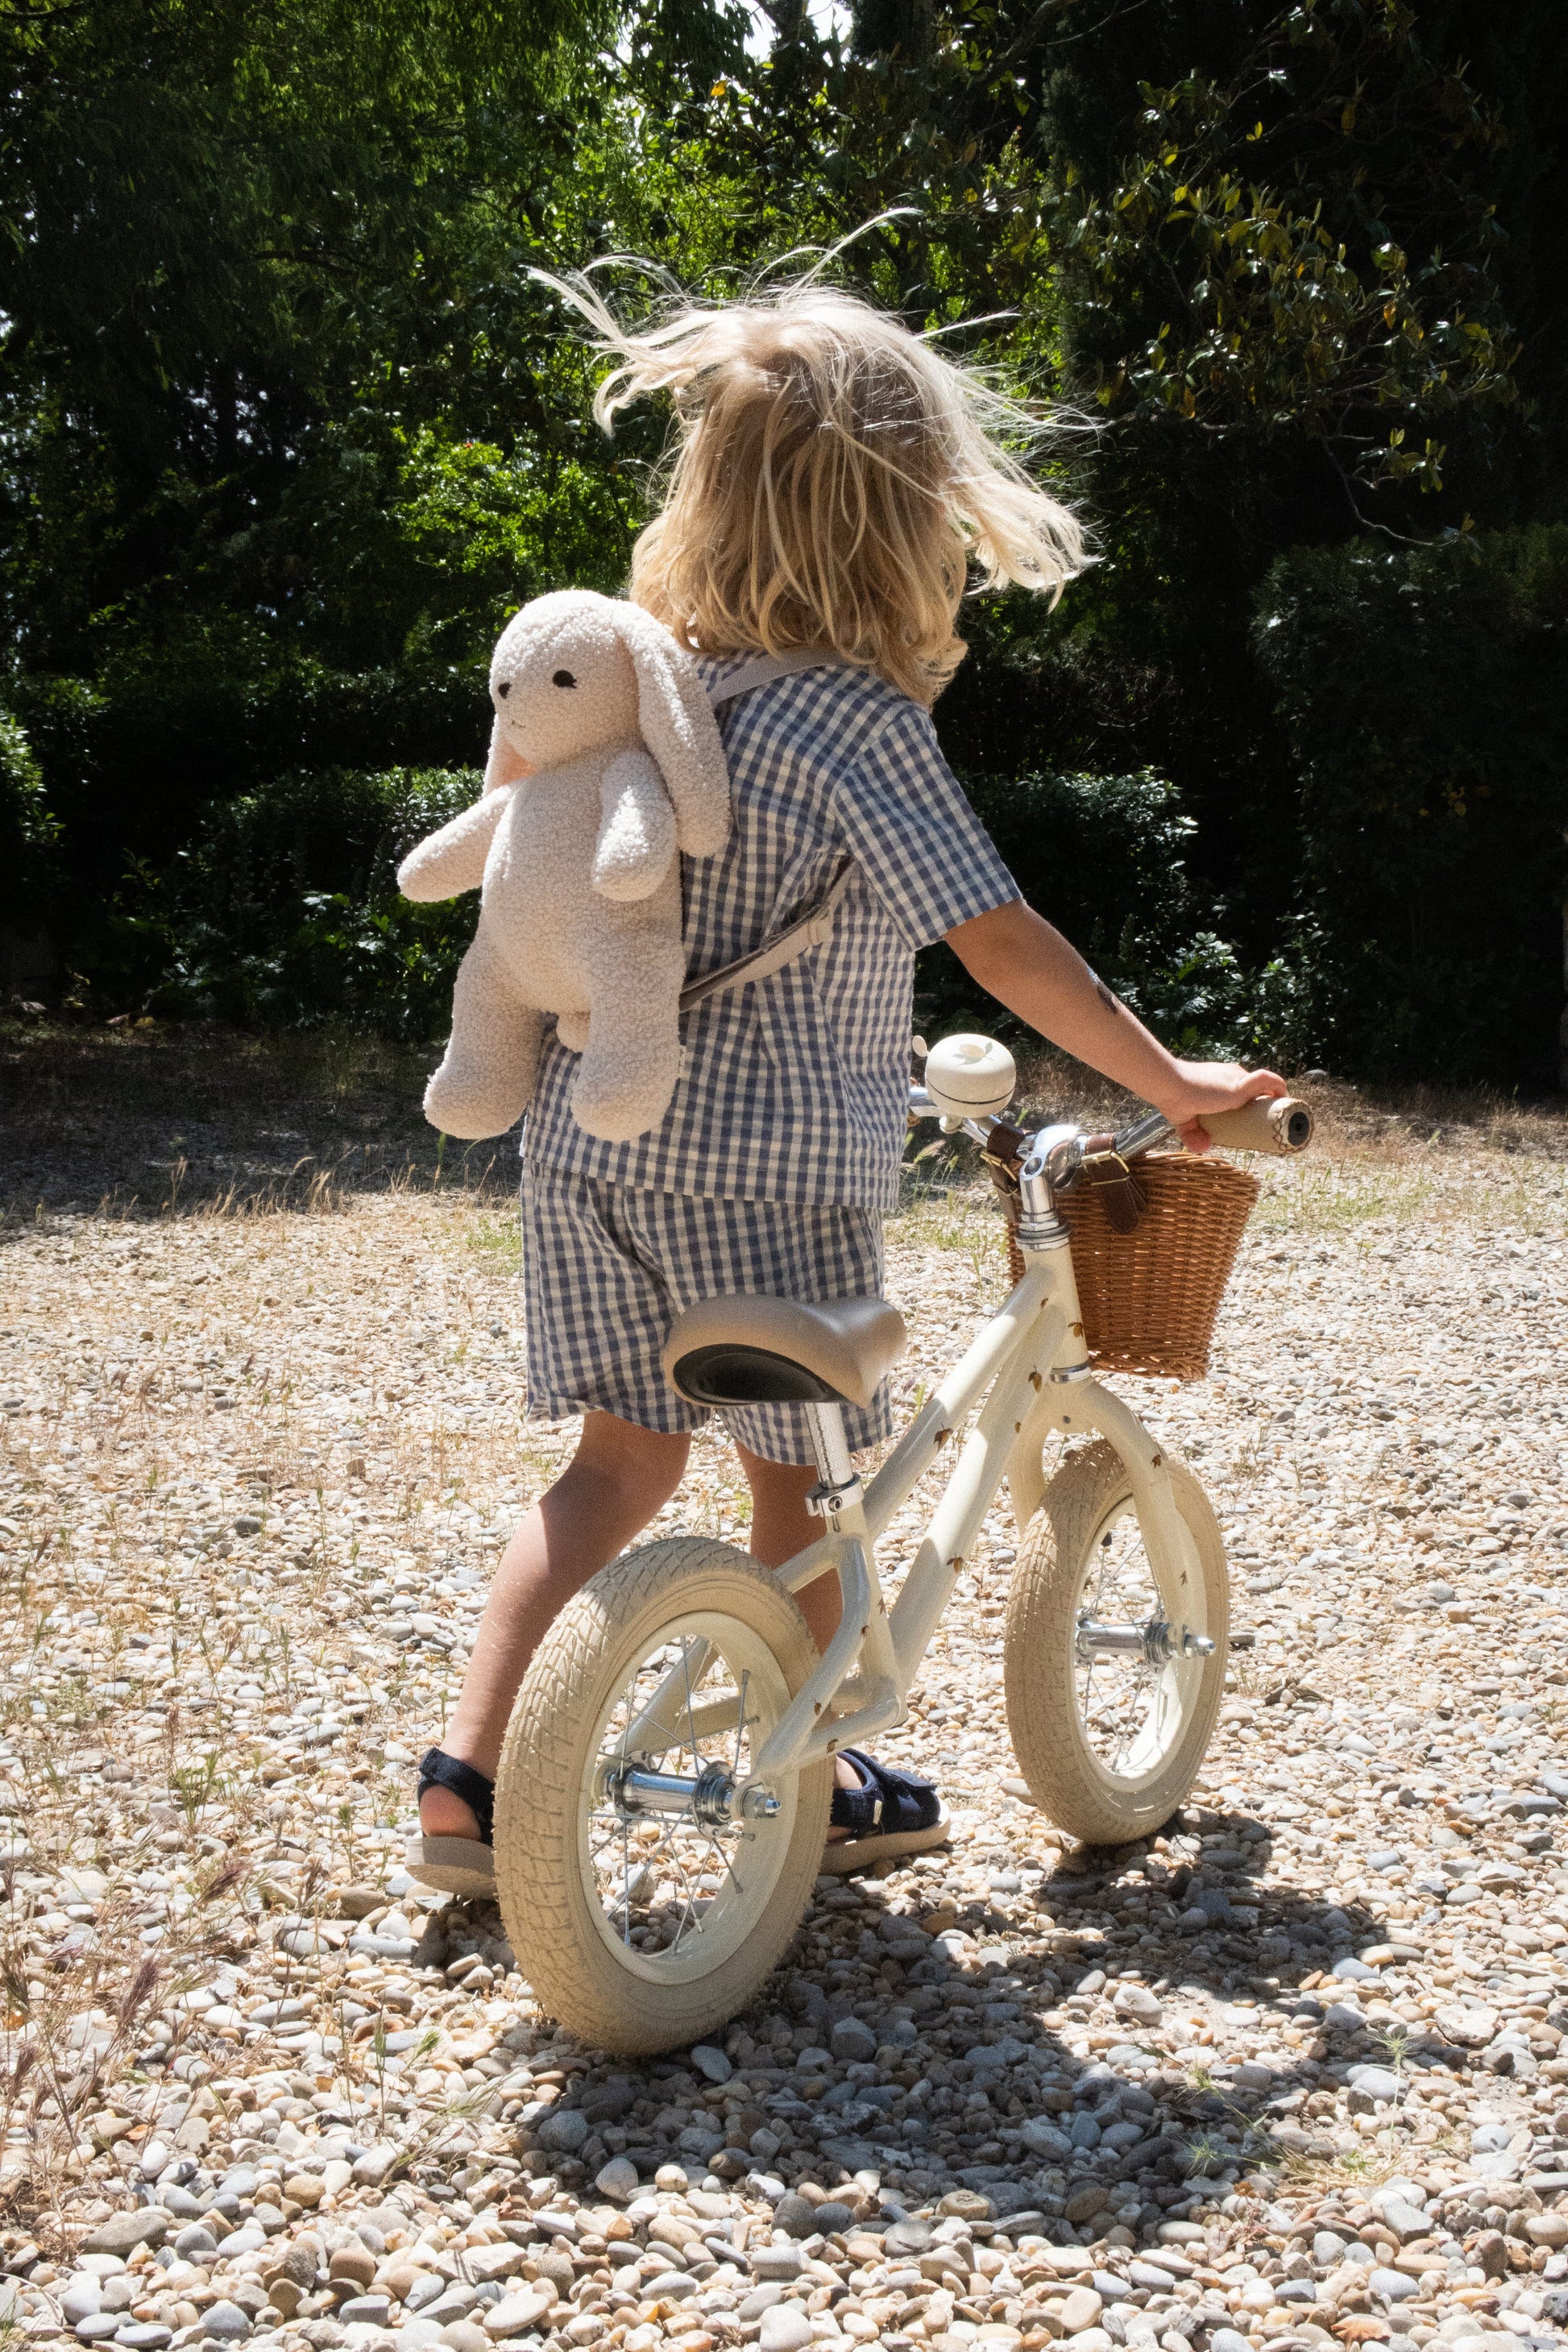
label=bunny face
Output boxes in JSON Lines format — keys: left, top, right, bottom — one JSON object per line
{"left": 480, "top": 587, "right": 732, "bottom": 857}
{"left": 489, "top": 590, "right": 641, "bottom": 775}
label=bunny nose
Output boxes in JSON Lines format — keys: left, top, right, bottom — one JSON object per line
{"left": 496, "top": 681, "right": 511, "bottom": 699}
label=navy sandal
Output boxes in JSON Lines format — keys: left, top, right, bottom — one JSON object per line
{"left": 819, "top": 1748, "right": 950, "bottom": 1876}
{"left": 404, "top": 1747, "right": 497, "bottom": 1897}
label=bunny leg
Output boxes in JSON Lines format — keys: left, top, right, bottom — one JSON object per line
{"left": 425, "top": 931, "right": 546, "bottom": 1141}
{"left": 569, "top": 937, "right": 686, "bottom": 1143}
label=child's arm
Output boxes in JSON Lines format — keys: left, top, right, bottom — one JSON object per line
{"left": 946, "top": 898, "right": 1284, "bottom": 1152}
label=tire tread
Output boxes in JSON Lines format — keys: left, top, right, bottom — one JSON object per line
{"left": 494, "top": 1537, "right": 829, "bottom": 2053}
{"left": 1004, "top": 1441, "right": 1228, "bottom": 1844}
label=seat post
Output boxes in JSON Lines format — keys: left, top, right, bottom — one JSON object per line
{"left": 803, "top": 1401, "right": 866, "bottom": 1533}
{"left": 803, "top": 1401, "right": 854, "bottom": 1493}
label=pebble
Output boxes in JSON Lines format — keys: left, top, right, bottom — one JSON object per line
{"left": 202, "top": 2303, "right": 252, "bottom": 2341}
{"left": 757, "top": 2310, "right": 815, "bottom": 2352}
{"left": 478, "top": 2288, "right": 551, "bottom": 2337}
{"left": 81, "top": 2214, "right": 170, "bottom": 2257}
{"left": 441, "top": 2325, "right": 493, "bottom": 2352}
{"left": 1347, "top": 2063, "right": 1404, "bottom": 2102}
{"left": 830, "top": 2016, "right": 878, "bottom": 2062}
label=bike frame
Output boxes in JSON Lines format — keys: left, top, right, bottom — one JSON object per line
{"left": 737, "top": 1217, "right": 1196, "bottom": 1802}
{"left": 612, "top": 1101, "right": 1212, "bottom": 1826}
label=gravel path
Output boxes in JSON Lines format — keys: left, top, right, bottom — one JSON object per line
{"left": 5, "top": 1068, "right": 1568, "bottom": 2352}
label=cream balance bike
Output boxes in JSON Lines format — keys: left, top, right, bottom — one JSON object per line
{"left": 494, "top": 1040, "right": 1313, "bottom": 2053}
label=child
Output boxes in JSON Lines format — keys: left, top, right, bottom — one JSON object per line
{"left": 408, "top": 275, "right": 1283, "bottom": 1894}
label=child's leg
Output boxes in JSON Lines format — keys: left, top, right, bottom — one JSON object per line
{"left": 419, "top": 1411, "right": 689, "bottom": 1840}
{"left": 733, "top": 1444, "right": 840, "bottom": 1647}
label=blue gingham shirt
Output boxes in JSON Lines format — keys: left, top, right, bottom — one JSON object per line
{"left": 522, "top": 656, "right": 1019, "bottom": 1208}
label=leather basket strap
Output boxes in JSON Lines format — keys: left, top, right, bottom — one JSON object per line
{"left": 1078, "top": 1144, "right": 1148, "bottom": 1235}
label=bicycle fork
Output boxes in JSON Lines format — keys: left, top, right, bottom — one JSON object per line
{"left": 1008, "top": 1374, "right": 1215, "bottom": 1664}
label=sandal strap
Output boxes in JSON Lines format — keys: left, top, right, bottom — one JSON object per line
{"left": 417, "top": 1748, "right": 495, "bottom": 1846}
{"left": 829, "top": 1749, "right": 940, "bottom": 1840}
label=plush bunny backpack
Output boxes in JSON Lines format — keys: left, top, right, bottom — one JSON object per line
{"left": 397, "top": 591, "right": 732, "bottom": 1144}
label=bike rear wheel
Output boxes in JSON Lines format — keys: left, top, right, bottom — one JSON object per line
{"left": 1004, "top": 1439, "right": 1228, "bottom": 1844}
{"left": 494, "top": 1537, "right": 832, "bottom": 2055}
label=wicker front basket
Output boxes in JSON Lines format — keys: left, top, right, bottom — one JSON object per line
{"left": 1013, "top": 1151, "right": 1261, "bottom": 1381}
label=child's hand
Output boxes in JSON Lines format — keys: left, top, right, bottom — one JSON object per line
{"left": 1152, "top": 1061, "right": 1287, "bottom": 1155}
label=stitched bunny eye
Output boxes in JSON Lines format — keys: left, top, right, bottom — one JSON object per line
{"left": 552, "top": 669, "right": 577, "bottom": 689}
{"left": 496, "top": 681, "right": 511, "bottom": 698}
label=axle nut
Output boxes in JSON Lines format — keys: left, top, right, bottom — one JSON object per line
{"left": 741, "top": 1785, "right": 781, "bottom": 1820}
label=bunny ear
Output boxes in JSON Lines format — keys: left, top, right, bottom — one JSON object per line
{"left": 617, "top": 609, "right": 732, "bottom": 859}
{"left": 482, "top": 714, "right": 509, "bottom": 794}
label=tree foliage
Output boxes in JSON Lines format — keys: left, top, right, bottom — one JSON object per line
{"left": 1255, "top": 527, "right": 1568, "bottom": 1085}
{"left": 1, "top": 0, "right": 1564, "bottom": 1082}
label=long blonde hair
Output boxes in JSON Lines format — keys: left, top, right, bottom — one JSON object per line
{"left": 535, "top": 263, "right": 1088, "bottom": 705}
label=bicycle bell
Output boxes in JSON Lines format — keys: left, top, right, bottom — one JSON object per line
{"left": 923, "top": 1033, "right": 1017, "bottom": 1123}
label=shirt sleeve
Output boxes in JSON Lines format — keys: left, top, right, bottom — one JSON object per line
{"left": 828, "top": 699, "right": 1020, "bottom": 948}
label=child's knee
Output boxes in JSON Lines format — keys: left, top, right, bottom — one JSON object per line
{"left": 573, "top": 1413, "right": 690, "bottom": 1505}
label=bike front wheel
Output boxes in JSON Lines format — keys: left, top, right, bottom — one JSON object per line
{"left": 1004, "top": 1439, "right": 1228, "bottom": 1844}
{"left": 494, "top": 1537, "right": 833, "bottom": 2055}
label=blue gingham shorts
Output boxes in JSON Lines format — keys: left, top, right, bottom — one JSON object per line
{"left": 521, "top": 1166, "right": 894, "bottom": 1463}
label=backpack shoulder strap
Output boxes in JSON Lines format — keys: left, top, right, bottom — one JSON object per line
{"left": 679, "top": 649, "right": 857, "bottom": 1015}
{"left": 678, "top": 857, "right": 856, "bottom": 1014}
{"left": 704, "top": 648, "right": 843, "bottom": 707}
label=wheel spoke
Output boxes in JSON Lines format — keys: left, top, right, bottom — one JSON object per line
{"left": 1071, "top": 1502, "right": 1201, "bottom": 1788}
{"left": 573, "top": 1602, "right": 795, "bottom": 1975}
{"left": 678, "top": 1637, "right": 699, "bottom": 1770}
{"left": 731, "top": 1669, "right": 750, "bottom": 1778}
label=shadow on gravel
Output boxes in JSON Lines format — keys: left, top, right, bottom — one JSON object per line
{"left": 0, "top": 1018, "right": 516, "bottom": 1225}
{"left": 404, "top": 1803, "right": 1482, "bottom": 2257}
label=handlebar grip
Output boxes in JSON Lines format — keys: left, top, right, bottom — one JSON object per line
{"left": 1200, "top": 1096, "right": 1314, "bottom": 1155}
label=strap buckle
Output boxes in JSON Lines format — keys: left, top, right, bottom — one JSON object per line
{"left": 1078, "top": 1147, "right": 1147, "bottom": 1235}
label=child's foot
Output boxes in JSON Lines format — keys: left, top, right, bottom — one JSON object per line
{"left": 419, "top": 1782, "right": 484, "bottom": 1839}
{"left": 404, "top": 1748, "right": 497, "bottom": 1897}
{"left": 825, "top": 1750, "right": 862, "bottom": 1841}
{"left": 820, "top": 1749, "right": 948, "bottom": 1875}
{"left": 404, "top": 1746, "right": 947, "bottom": 1894}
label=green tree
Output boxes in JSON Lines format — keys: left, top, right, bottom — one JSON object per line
{"left": 0, "top": 0, "right": 612, "bottom": 670}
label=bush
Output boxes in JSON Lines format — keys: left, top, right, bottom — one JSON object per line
{"left": 0, "top": 704, "right": 62, "bottom": 989}
{"left": 10, "top": 627, "right": 488, "bottom": 915}
{"left": 1256, "top": 528, "right": 1568, "bottom": 1087}
{"left": 110, "top": 766, "right": 481, "bottom": 1037}
{"left": 919, "top": 766, "right": 1305, "bottom": 1061}
{"left": 0, "top": 699, "right": 60, "bottom": 880}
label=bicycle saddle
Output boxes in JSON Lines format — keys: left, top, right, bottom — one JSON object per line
{"left": 662, "top": 1293, "right": 906, "bottom": 1409}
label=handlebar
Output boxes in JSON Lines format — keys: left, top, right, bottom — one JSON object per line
{"left": 1198, "top": 1096, "right": 1314, "bottom": 1155}
{"left": 908, "top": 1068, "right": 1314, "bottom": 1178}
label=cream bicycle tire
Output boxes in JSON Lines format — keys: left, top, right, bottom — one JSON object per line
{"left": 495, "top": 1537, "right": 833, "bottom": 2055}
{"left": 1004, "top": 1440, "right": 1228, "bottom": 1845}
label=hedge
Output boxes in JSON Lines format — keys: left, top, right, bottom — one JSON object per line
{"left": 110, "top": 766, "right": 481, "bottom": 1037}
{"left": 1255, "top": 527, "right": 1568, "bottom": 1087}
